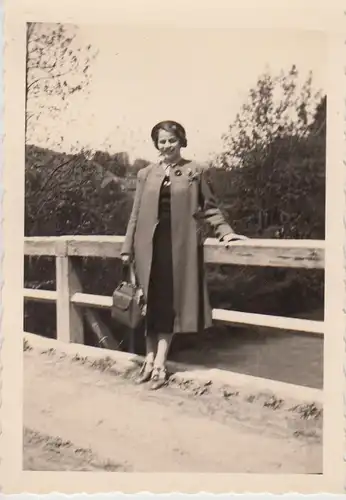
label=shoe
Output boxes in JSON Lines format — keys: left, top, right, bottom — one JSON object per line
{"left": 149, "top": 366, "right": 168, "bottom": 390}
{"left": 135, "top": 360, "right": 154, "bottom": 385}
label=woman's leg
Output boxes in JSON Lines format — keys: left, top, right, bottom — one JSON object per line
{"left": 145, "top": 331, "right": 157, "bottom": 363}
{"left": 150, "top": 332, "right": 174, "bottom": 390}
{"left": 135, "top": 330, "right": 158, "bottom": 384}
{"left": 154, "top": 332, "right": 173, "bottom": 367}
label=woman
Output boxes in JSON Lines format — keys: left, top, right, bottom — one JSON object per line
{"left": 121, "top": 120, "right": 247, "bottom": 390}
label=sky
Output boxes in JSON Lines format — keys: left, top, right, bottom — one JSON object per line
{"left": 27, "top": 25, "right": 327, "bottom": 163}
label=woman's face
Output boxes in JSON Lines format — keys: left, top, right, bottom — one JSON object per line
{"left": 157, "top": 129, "right": 181, "bottom": 163}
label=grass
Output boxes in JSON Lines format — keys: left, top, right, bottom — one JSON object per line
{"left": 263, "top": 396, "right": 284, "bottom": 410}
{"left": 41, "top": 347, "right": 56, "bottom": 356}
{"left": 23, "top": 428, "right": 128, "bottom": 472}
{"left": 90, "top": 356, "right": 116, "bottom": 371}
{"left": 289, "top": 402, "right": 322, "bottom": 420}
{"left": 23, "top": 338, "right": 32, "bottom": 352}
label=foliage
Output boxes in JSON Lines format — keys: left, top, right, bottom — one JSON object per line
{"left": 24, "top": 145, "right": 148, "bottom": 344}
{"left": 212, "top": 66, "right": 325, "bottom": 239}
{"left": 205, "top": 67, "right": 325, "bottom": 317}
{"left": 218, "top": 66, "right": 321, "bottom": 168}
{"left": 26, "top": 147, "right": 128, "bottom": 237}
{"left": 26, "top": 23, "right": 98, "bottom": 143}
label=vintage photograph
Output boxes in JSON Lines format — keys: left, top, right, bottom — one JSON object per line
{"left": 21, "top": 22, "right": 328, "bottom": 475}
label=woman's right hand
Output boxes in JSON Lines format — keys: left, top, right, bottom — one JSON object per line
{"left": 121, "top": 253, "right": 131, "bottom": 265}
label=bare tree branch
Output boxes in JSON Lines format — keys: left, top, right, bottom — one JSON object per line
{"left": 25, "top": 23, "right": 97, "bottom": 146}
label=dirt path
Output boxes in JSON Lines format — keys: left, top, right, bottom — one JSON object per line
{"left": 23, "top": 428, "right": 126, "bottom": 471}
{"left": 24, "top": 348, "right": 322, "bottom": 473}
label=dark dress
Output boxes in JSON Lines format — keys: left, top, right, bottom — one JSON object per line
{"left": 146, "top": 176, "right": 175, "bottom": 333}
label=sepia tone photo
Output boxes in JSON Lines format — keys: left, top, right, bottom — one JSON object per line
{"left": 23, "top": 22, "right": 326, "bottom": 472}
{"left": 2, "top": 0, "right": 345, "bottom": 494}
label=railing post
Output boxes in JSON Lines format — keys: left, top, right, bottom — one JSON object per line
{"left": 55, "top": 239, "right": 84, "bottom": 344}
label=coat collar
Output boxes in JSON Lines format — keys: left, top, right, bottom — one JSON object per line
{"left": 153, "top": 158, "right": 193, "bottom": 175}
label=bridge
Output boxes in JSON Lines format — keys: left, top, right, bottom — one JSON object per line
{"left": 23, "top": 235, "right": 324, "bottom": 474}
{"left": 24, "top": 235, "right": 324, "bottom": 387}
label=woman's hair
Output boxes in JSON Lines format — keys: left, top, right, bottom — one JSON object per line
{"left": 151, "top": 120, "right": 188, "bottom": 149}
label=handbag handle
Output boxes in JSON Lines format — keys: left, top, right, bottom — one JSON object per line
{"left": 121, "top": 262, "right": 137, "bottom": 286}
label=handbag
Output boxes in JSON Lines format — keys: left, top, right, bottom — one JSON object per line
{"left": 111, "top": 262, "right": 145, "bottom": 329}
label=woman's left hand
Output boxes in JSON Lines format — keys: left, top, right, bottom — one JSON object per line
{"left": 222, "top": 233, "right": 249, "bottom": 248}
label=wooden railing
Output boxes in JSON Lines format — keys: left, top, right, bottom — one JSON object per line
{"left": 24, "top": 235, "right": 325, "bottom": 351}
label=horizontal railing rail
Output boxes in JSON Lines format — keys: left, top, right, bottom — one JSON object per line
{"left": 24, "top": 235, "right": 325, "bottom": 348}
{"left": 24, "top": 235, "right": 324, "bottom": 269}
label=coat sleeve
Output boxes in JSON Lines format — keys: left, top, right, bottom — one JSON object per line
{"left": 199, "top": 168, "right": 235, "bottom": 241}
{"left": 121, "top": 170, "right": 144, "bottom": 256}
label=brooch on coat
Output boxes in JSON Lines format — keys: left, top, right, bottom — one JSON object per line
{"left": 187, "top": 168, "right": 200, "bottom": 185}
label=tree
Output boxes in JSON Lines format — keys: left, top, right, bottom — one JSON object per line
{"left": 213, "top": 66, "right": 325, "bottom": 239}
{"left": 25, "top": 23, "right": 98, "bottom": 144}
{"left": 203, "top": 67, "right": 325, "bottom": 321}
{"left": 24, "top": 145, "right": 148, "bottom": 349}
{"left": 218, "top": 66, "right": 321, "bottom": 170}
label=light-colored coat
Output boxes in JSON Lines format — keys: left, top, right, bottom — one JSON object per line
{"left": 121, "top": 160, "right": 234, "bottom": 334}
